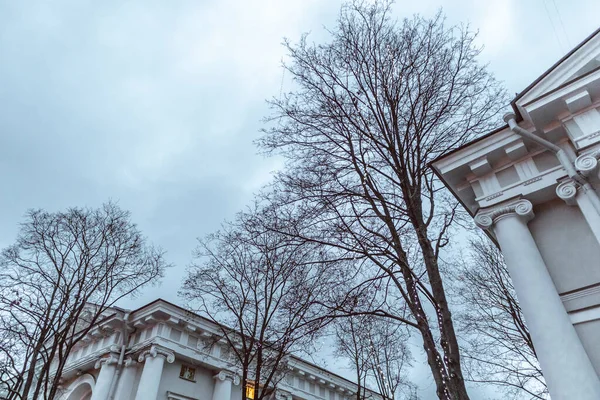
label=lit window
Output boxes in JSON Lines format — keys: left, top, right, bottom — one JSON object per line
{"left": 246, "top": 381, "right": 255, "bottom": 400}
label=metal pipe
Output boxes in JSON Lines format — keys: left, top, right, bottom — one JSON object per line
{"left": 503, "top": 113, "right": 600, "bottom": 215}
{"left": 108, "top": 311, "right": 131, "bottom": 400}
{"left": 503, "top": 113, "right": 581, "bottom": 180}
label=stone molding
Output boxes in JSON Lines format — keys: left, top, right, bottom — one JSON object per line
{"left": 569, "top": 305, "right": 600, "bottom": 325}
{"left": 167, "top": 392, "right": 200, "bottom": 400}
{"left": 474, "top": 198, "right": 534, "bottom": 229}
{"left": 561, "top": 284, "right": 600, "bottom": 303}
{"left": 94, "top": 353, "right": 119, "bottom": 369}
{"left": 556, "top": 179, "right": 579, "bottom": 206}
{"left": 214, "top": 370, "right": 240, "bottom": 385}
{"left": 137, "top": 344, "right": 175, "bottom": 363}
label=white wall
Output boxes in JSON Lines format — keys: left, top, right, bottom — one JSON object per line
{"left": 528, "top": 198, "right": 600, "bottom": 296}
{"left": 155, "top": 360, "right": 217, "bottom": 400}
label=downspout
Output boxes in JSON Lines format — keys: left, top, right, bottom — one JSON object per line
{"left": 503, "top": 113, "right": 600, "bottom": 214}
{"left": 108, "top": 311, "right": 131, "bottom": 400}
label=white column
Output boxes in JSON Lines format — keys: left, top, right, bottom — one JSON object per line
{"left": 557, "top": 179, "right": 600, "bottom": 243}
{"left": 91, "top": 354, "right": 119, "bottom": 400}
{"left": 114, "top": 356, "right": 138, "bottom": 400}
{"left": 476, "top": 198, "right": 600, "bottom": 400}
{"left": 134, "top": 345, "right": 175, "bottom": 400}
{"left": 212, "top": 370, "right": 240, "bottom": 400}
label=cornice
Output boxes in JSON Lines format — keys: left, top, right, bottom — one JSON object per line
{"left": 474, "top": 198, "right": 534, "bottom": 229}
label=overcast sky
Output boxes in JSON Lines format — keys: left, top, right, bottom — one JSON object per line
{"left": 1, "top": 1, "right": 598, "bottom": 398}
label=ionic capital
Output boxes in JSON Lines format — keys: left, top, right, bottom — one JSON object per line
{"left": 575, "top": 150, "right": 600, "bottom": 177}
{"left": 556, "top": 179, "right": 579, "bottom": 206}
{"left": 214, "top": 370, "right": 240, "bottom": 385}
{"left": 123, "top": 356, "right": 137, "bottom": 367}
{"left": 137, "top": 344, "right": 175, "bottom": 363}
{"left": 474, "top": 198, "right": 534, "bottom": 229}
{"left": 275, "top": 390, "right": 293, "bottom": 400}
{"left": 94, "top": 353, "right": 119, "bottom": 369}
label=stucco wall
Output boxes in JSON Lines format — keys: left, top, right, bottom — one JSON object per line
{"left": 528, "top": 198, "right": 600, "bottom": 295}
{"left": 154, "top": 360, "right": 218, "bottom": 400}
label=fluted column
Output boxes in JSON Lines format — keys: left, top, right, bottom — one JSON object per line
{"left": 476, "top": 198, "right": 600, "bottom": 400}
{"left": 91, "top": 353, "right": 119, "bottom": 400}
{"left": 211, "top": 370, "right": 240, "bottom": 400}
{"left": 114, "top": 356, "right": 138, "bottom": 400}
{"left": 134, "top": 345, "right": 175, "bottom": 400}
{"left": 556, "top": 178, "right": 600, "bottom": 243}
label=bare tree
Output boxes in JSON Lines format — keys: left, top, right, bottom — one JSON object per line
{"left": 334, "top": 316, "right": 416, "bottom": 400}
{"left": 0, "top": 202, "right": 168, "bottom": 400}
{"left": 257, "top": 1, "right": 507, "bottom": 399}
{"left": 181, "top": 203, "right": 345, "bottom": 400}
{"left": 454, "top": 236, "right": 548, "bottom": 399}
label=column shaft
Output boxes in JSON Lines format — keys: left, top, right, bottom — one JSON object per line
{"left": 494, "top": 213, "right": 600, "bottom": 399}
{"left": 576, "top": 185, "right": 600, "bottom": 243}
{"left": 114, "top": 360, "right": 138, "bottom": 400}
{"left": 134, "top": 355, "right": 165, "bottom": 400}
{"left": 212, "top": 377, "right": 233, "bottom": 400}
{"left": 90, "top": 363, "right": 116, "bottom": 400}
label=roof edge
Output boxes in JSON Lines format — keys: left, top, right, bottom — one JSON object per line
{"left": 510, "top": 26, "right": 600, "bottom": 118}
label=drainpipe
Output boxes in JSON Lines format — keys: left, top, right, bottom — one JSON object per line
{"left": 503, "top": 113, "right": 600, "bottom": 215}
{"left": 108, "top": 311, "right": 131, "bottom": 400}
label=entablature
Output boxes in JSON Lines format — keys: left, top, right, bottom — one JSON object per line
{"left": 432, "top": 128, "right": 570, "bottom": 212}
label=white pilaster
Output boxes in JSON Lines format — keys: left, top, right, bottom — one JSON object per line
{"left": 476, "top": 198, "right": 600, "bottom": 400}
{"left": 556, "top": 179, "right": 600, "bottom": 243}
{"left": 114, "top": 356, "right": 138, "bottom": 400}
{"left": 134, "top": 345, "right": 175, "bottom": 400}
{"left": 91, "top": 354, "right": 118, "bottom": 400}
{"left": 211, "top": 370, "right": 240, "bottom": 400}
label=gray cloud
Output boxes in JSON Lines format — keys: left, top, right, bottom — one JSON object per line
{"left": 1, "top": 1, "right": 598, "bottom": 398}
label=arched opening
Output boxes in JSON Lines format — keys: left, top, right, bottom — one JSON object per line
{"left": 61, "top": 373, "right": 95, "bottom": 400}
{"left": 66, "top": 382, "right": 92, "bottom": 400}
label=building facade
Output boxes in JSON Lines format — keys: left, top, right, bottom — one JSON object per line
{"left": 432, "top": 28, "right": 600, "bottom": 400}
{"left": 56, "top": 299, "right": 376, "bottom": 400}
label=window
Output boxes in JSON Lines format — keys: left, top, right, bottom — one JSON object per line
{"left": 246, "top": 381, "right": 255, "bottom": 400}
{"left": 187, "top": 335, "right": 198, "bottom": 348}
{"left": 179, "top": 365, "right": 196, "bottom": 382}
{"left": 170, "top": 328, "right": 182, "bottom": 342}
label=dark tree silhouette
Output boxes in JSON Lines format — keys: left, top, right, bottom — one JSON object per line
{"left": 181, "top": 203, "right": 345, "bottom": 400}
{"left": 455, "top": 236, "right": 547, "bottom": 399}
{"left": 334, "top": 316, "right": 417, "bottom": 400}
{"left": 257, "top": 1, "right": 506, "bottom": 398}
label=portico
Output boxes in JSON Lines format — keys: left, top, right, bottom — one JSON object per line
{"left": 432, "top": 26, "right": 600, "bottom": 400}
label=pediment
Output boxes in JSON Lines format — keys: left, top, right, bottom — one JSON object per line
{"left": 516, "top": 28, "right": 600, "bottom": 109}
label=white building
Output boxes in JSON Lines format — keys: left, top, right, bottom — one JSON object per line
{"left": 56, "top": 299, "right": 377, "bottom": 400}
{"left": 432, "top": 27, "right": 600, "bottom": 400}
